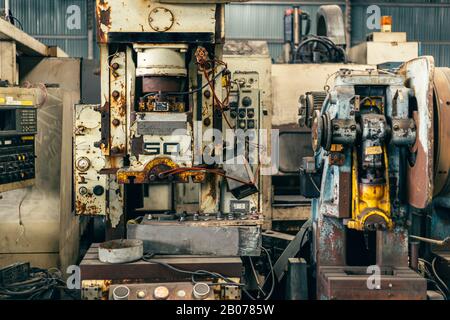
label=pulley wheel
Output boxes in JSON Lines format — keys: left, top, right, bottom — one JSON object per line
{"left": 311, "top": 110, "right": 323, "bottom": 152}
{"left": 433, "top": 68, "right": 450, "bottom": 197}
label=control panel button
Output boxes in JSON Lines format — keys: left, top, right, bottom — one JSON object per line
{"left": 93, "top": 185, "right": 105, "bottom": 196}
{"left": 153, "top": 286, "right": 170, "bottom": 300}
{"left": 112, "top": 285, "right": 130, "bottom": 300}
{"left": 176, "top": 290, "right": 187, "bottom": 298}
{"left": 242, "top": 96, "right": 252, "bottom": 107}
{"left": 137, "top": 290, "right": 147, "bottom": 299}
{"left": 192, "top": 283, "right": 210, "bottom": 300}
{"left": 76, "top": 157, "right": 91, "bottom": 172}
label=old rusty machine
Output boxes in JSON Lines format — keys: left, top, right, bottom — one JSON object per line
{"left": 301, "top": 56, "right": 450, "bottom": 299}
{"left": 75, "top": 0, "right": 274, "bottom": 300}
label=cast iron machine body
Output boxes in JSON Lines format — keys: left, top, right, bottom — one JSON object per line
{"left": 303, "top": 60, "right": 440, "bottom": 299}
{"left": 75, "top": 0, "right": 264, "bottom": 256}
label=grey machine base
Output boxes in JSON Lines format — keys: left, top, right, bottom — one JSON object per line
{"left": 127, "top": 218, "right": 262, "bottom": 257}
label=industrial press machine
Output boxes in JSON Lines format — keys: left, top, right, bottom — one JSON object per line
{"left": 75, "top": 0, "right": 273, "bottom": 299}
{"left": 301, "top": 57, "right": 450, "bottom": 299}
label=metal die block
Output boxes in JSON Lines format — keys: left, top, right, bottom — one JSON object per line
{"left": 128, "top": 218, "right": 262, "bottom": 256}
{"left": 318, "top": 266, "right": 426, "bottom": 300}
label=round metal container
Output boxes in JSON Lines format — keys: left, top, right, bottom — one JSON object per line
{"left": 98, "top": 239, "right": 144, "bottom": 264}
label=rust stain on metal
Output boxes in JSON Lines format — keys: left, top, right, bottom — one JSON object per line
{"left": 76, "top": 196, "right": 100, "bottom": 215}
{"left": 204, "top": 173, "right": 217, "bottom": 200}
{"left": 96, "top": 0, "right": 111, "bottom": 43}
{"left": 338, "top": 172, "right": 351, "bottom": 218}
{"left": 117, "top": 157, "right": 205, "bottom": 184}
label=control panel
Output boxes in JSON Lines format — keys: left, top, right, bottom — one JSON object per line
{"left": 223, "top": 71, "right": 262, "bottom": 214}
{"left": 74, "top": 104, "right": 107, "bottom": 215}
{"left": 0, "top": 106, "right": 37, "bottom": 192}
{"left": 108, "top": 282, "right": 215, "bottom": 301}
{"left": 229, "top": 89, "right": 260, "bottom": 131}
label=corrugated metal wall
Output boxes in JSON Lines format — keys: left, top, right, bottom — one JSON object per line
{"left": 0, "top": 0, "right": 88, "bottom": 57}
{"left": 226, "top": 1, "right": 450, "bottom": 66}
{"left": 350, "top": 1, "right": 450, "bottom": 66}
{"left": 1, "top": 1, "right": 449, "bottom": 66}
{"left": 225, "top": 3, "right": 324, "bottom": 62}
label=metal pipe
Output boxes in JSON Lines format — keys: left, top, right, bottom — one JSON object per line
{"left": 345, "top": 0, "right": 351, "bottom": 53}
{"left": 410, "top": 235, "right": 450, "bottom": 246}
{"left": 4, "top": 0, "right": 10, "bottom": 20}
{"left": 409, "top": 242, "right": 419, "bottom": 271}
{"left": 293, "top": 7, "right": 300, "bottom": 48}
{"left": 87, "top": 29, "right": 94, "bottom": 60}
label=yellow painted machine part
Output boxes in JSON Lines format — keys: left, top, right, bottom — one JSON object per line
{"left": 349, "top": 148, "right": 393, "bottom": 231}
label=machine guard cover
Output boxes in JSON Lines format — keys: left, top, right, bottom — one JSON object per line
{"left": 399, "top": 56, "right": 435, "bottom": 209}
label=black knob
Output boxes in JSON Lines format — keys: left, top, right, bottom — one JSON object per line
{"left": 247, "top": 109, "right": 255, "bottom": 118}
{"left": 239, "top": 110, "right": 246, "bottom": 118}
{"left": 242, "top": 97, "right": 252, "bottom": 107}
{"left": 230, "top": 101, "right": 239, "bottom": 109}
{"left": 247, "top": 120, "right": 255, "bottom": 129}
{"left": 93, "top": 185, "right": 105, "bottom": 196}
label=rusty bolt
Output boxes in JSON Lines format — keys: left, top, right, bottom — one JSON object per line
{"left": 112, "top": 119, "right": 120, "bottom": 126}
{"left": 111, "top": 147, "right": 120, "bottom": 154}
{"left": 112, "top": 90, "right": 120, "bottom": 99}
{"left": 393, "top": 124, "right": 400, "bottom": 131}
{"left": 203, "top": 118, "right": 211, "bottom": 127}
{"left": 111, "top": 63, "right": 120, "bottom": 70}
{"left": 204, "top": 90, "right": 211, "bottom": 99}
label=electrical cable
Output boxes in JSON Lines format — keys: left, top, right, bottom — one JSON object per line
{"left": 294, "top": 35, "right": 346, "bottom": 64}
{"left": 142, "top": 253, "right": 244, "bottom": 288}
{"left": 5, "top": 10, "right": 24, "bottom": 30}
{"left": 248, "top": 256, "right": 266, "bottom": 298}
{"left": 142, "top": 247, "right": 276, "bottom": 300}
{"left": 0, "top": 267, "right": 77, "bottom": 300}
{"left": 261, "top": 247, "right": 275, "bottom": 300}
{"left": 418, "top": 258, "right": 448, "bottom": 299}
{"left": 432, "top": 257, "right": 449, "bottom": 293}
{"left": 141, "top": 67, "right": 227, "bottom": 100}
